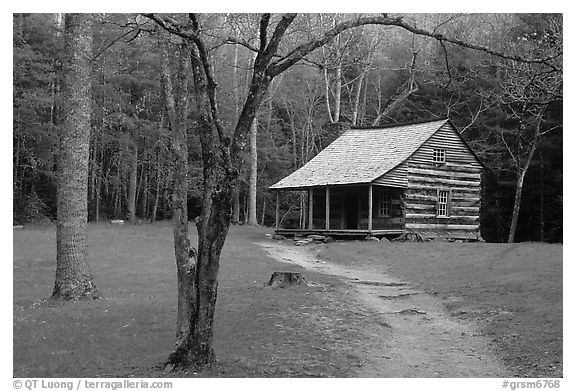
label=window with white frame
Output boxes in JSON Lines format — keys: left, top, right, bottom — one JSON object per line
{"left": 437, "top": 189, "right": 450, "bottom": 217}
{"left": 378, "top": 191, "right": 390, "bottom": 216}
{"left": 433, "top": 148, "right": 446, "bottom": 164}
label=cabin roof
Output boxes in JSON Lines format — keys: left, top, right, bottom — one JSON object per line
{"left": 270, "top": 118, "right": 476, "bottom": 190}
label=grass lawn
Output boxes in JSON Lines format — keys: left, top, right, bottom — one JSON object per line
{"left": 318, "top": 240, "right": 563, "bottom": 377}
{"left": 13, "top": 223, "right": 390, "bottom": 377}
{"left": 13, "top": 224, "right": 563, "bottom": 377}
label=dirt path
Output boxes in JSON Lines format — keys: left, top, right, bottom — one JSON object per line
{"left": 258, "top": 241, "right": 510, "bottom": 377}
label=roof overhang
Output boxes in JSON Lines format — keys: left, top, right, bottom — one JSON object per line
{"left": 270, "top": 181, "right": 372, "bottom": 191}
{"left": 270, "top": 181, "right": 409, "bottom": 191}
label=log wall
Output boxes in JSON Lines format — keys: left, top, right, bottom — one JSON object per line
{"left": 404, "top": 123, "right": 483, "bottom": 238}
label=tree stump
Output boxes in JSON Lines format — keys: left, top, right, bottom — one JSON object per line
{"left": 268, "top": 271, "right": 307, "bottom": 288}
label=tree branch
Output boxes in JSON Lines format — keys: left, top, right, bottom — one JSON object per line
{"left": 539, "top": 124, "right": 562, "bottom": 137}
{"left": 501, "top": 130, "right": 518, "bottom": 168}
{"left": 145, "top": 13, "right": 233, "bottom": 173}
{"left": 142, "top": 13, "right": 197, "bottom": 41}
{"left": 267, "top": 14, "right": 562, "bottom": 76}
{"left": 260, "top": 13, "right": 297, "bottom": 66}
{"left": 460, "top": 96, "right": 492, "bottom": 134}
{"left": 92, "top": 28, "right": 140, "bottom": 62}
{"left": 439, "top": 40, "right": 452, "bottom": 89}
{"left": 259, "top": 14, "right": 270, "bottom": 53}
{"left": 188, "top": 15, "right": 233, "bottom": 173}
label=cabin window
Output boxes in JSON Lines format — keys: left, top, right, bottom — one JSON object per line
{"left": 378, "top": 191, "right": 390, "bottom": 216}
{"left": 433, "top": 148, "right": 446, "bottom": 164}
{"left": 437, "top": 189, "right": 450, "bottom": 217}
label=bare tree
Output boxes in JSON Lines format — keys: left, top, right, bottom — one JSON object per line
{"left": 499, "top": 74, "right": 561, "bottom": 243}
{"left": 495, "top": 16, "right": 562, "bottom": 243}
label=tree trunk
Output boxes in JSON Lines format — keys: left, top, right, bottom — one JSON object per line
{"left": 95, "top": 141, "right": 103, "bottom": 223}
{"left": 300, "top": 192, "right": 305, "bottom": 229}
{"left": 113, "top": 186, "right": 120, "bottom": 218}
{"left": 359, "top": 69, "right": 368, "bottom": 126}
{"left": 507, "top": 168, "right": 526, "bottom": 243}
{"left": 53, "top": 13, "right": 99, "bottom": 300}
{"left": 231, "top": 188, "right": 240, "bottom": 224}
{"left": 243, "top": 194, "right": 248, "bottom": 224}
{"left": 260, "top": 193, "right": 266, "bottom": 225}
{"left": 163, "top": 22, "right": 267, "bottom": 367}
{"left": 136, "top": 152, "right": 145, "bottom": 212}
{"left": 351, "top": 72, "right": 365, "bottom": 126}
{"left": 247, "top": 118, "right": 258, "bottom": 225}
{"left": 162, "top": 186, "right": 170, "bottom": 219}
{"left": 13, "top": 127, "right": 21, "bottom": 199}
{"left": 507, "top": 114, "right": 543, "bottom": 243}
{"left": 127, "top": 144, "right": 138, "bottom": 224}
{"left": 160, "top": 36, "right": 211, "bottom": 368}
{"left": 372, "top": 77, "right": 419, "bottom": 126}
{"left": 151, "top": 150, "right": 161, "bottom": 223}
{"left": 322, "top": 59, "right": 342, "bottom": 124}
{"left": 230, "top": 43, "right": 241, "bottom": 225}
{"left": 121, "top": 181, "right": 128, "bottom": 214}
{"left": 333, "top": 61, "right": 342, "bottom": 122}
{"left": 141, "top": 161, "right": 149, "bottom": 220}
{"left": 88, "top": 143, "right": 96, "bottom": 220}
{"left": 539, "top": 151, "right": 545, "bottom": 242}
{"left": 170, "top": 188, "right": 231, "bottom": 367}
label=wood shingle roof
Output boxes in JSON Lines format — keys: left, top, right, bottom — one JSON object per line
{"left": 270, "top": 118, "right": 451, "bottom": 190}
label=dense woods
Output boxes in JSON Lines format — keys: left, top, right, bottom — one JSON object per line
{"left": 13, "top": 13, "right": 562, "bottom": 243}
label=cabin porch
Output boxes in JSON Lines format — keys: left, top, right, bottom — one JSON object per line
{"left": 274, "top": 228, "right": 404, "bottom": 239}
{"left": 274, "top": 184, "right": 406, "bottom": 237}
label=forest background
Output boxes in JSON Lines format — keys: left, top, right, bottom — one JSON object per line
{"left": 12, "top": 12, "right": 563, "bottom": 243}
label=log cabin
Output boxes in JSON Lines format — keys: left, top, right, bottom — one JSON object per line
{"left": 269, "top": 118, "right": 484, "bottom": 240}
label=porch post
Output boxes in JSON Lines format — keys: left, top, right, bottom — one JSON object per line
{"left": 275, "top": 191, "right": 280, "bottom": 230}
{"left": 368, "top": 184, "right": 373, "bottom": 232}
{"left": 308, "top": 189, "right": 314, "bottom": 229}
{"left": 325, "top": 186, "right": 330, "bottom": 230}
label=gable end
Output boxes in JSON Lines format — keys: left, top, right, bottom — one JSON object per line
{"left": 407, "top": 121, "right": 483, "bottom": 168}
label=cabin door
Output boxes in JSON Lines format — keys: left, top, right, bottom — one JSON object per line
{"left": 343, "top": 192, "right": 359, "bottom": 229}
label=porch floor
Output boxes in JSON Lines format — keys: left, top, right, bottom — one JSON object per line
{"left": 275, "top": 228, "right": 404, "bottom": 239}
